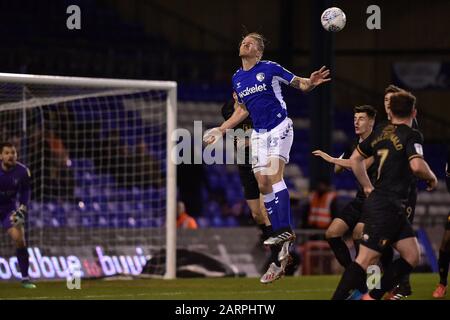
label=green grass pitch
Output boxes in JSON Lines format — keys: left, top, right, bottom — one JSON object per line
{"left": 0, "top": 273, "right": 447, "bottom": 300}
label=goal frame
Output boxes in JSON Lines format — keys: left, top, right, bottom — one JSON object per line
{"left": 0, "top": 72, "right": 177, "bottom": 280}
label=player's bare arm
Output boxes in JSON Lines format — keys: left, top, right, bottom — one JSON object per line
{"left": 312, "top": 150, "right": 352, "bottom": 169}
{"left": 203, "top": 101, "right": 249, "bottom": 145}
{"left": 312, "top": 150, "right": 374, "bottom": 173}
{"left": 409, "top": 157, "right": 438, "bottom": 191}
{"left": 290, "top": 66, "right": 331, "bottom": 92}
{"left": 219, "top": 102, "right": 249, "bottom": 132}
{"left": 350, "top": 149, "right": 374, "bottom": 196}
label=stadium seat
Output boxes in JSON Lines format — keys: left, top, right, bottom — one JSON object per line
{"left": 429, "top": 205, "right": 448, "bottom": 216}
{"left": 66, "top": 213, "right": 80, "bottom": 227}
{"left": 97, "top": 215, "right": 108, "bottom": 227}
{"left": 134, "top": 202, "right": 145, "bottom": 212}
{"left": 50, "top": 217, "right": 61, "bottom": 228}
{"left": 225, "top": 216, "right": 239, "bottom": 227}
{"left": 415, "top": 205, "right": 427, "bottom": 216}
{"left": 204, "top": 201, "right": 221, "bottom": 217}
{"left": 44, "top": 202, "right": 58, "bottom": 216}
{"left": 211, "top": 216, "right": 225, "bottom": 227}
{"left": 197, "top": 217, "right": 210, "bottom": 228}
{"left": 300, "top": 240, "right": 336, "bottom": 275}
{"left": 127, "top": 216, "right": 138, "bottom": 228}
{"left": 81, "top": 215, "right": 93, "bottom": 227}
{"left": 417, "top": 192, "right": 434, "bottom": 205}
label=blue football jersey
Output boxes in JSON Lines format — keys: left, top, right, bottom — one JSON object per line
{"left": 232, "top": 60, "right": 295, "bottom": 131}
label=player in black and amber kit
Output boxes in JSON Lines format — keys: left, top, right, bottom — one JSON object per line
{"left": 221, "top": 95, "right": 289, "bottom": 284}
{"left": 382, "top": 84, "right": 420, "bottom": 299}
{"left": 432, "top": 145, "right": 450, "bottom": 299}
{"left": 332, "top": 90, "right": 438, "bottom": 300}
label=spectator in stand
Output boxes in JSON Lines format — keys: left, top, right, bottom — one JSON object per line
{"left": 45, "top": 130, "right": 75, "bottom": 201}
{"left": 176, "top": 201, "right": 198, "bottom": 229}
{"left": 305, "top": 180, "right": 339, "bottom": 230}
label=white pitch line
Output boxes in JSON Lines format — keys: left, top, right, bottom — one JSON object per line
{"left": 0, "top": 288, "right": 334, "bottom": 300}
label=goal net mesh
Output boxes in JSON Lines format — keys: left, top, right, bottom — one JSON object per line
{"left": 0, "top": 80, "right": 171, "bottom": 278}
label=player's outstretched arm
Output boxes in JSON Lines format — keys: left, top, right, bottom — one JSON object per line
{"left": 203, "top": 102, "right": 249, "bottom": 145}
{"left": 312, "top": 150, "right": 351, "bottom": 173}
{"left": 290, "top": 66, "right": 331, "bottom": 92}
{"left": 350, "top": 149, "right": 374, "bottom": 196}
{"left": 312, "top": 150, "right": 374, "bottom": 174}
{"left": 410, "top": 157, "right": 438, "bottom": 191}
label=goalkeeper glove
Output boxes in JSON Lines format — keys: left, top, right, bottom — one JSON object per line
{"left": 10, "top": 205, "right": 26, "bottom": 227}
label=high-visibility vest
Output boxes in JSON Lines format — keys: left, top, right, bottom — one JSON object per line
{"left": 177, "top": 212, "right": 198, "bottom": 229}
{"left": 308, "top": 191, "right": 336, "bottom": 229}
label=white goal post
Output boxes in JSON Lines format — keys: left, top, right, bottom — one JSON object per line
{"left": 0, "top": 73, "right": 177, "bottom": 280}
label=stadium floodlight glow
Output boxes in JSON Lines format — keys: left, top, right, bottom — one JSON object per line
{"left": 0, "top": 72, "right": 177, "bottom": 280}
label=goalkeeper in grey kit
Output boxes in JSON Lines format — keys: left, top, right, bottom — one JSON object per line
{"left": 0, "top": 142, "right": 36, "bottom": 288}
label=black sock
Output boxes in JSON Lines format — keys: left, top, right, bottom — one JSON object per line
{"left": 399, "top": 272, "right": 411, "bottom": 289}
{"left": 353, "top": 239, "right": 361, "bottom": 258}
{"left": 438, "top": 250, "right": 450, "bottom": 286}
{"left": 332, "top": 262, "right": 366, "bottom": 300}
{"left": 370, "top": 258, "right": 413, "bottom": 300}
{"left": 270, "top": 245, "right": 281, "bottom": 267}
{"left": 259, "top": 224, "right": 280, "bottom": 266}
{"left": 327, "top": 237, "right": 352, "bottom": 268}
{"left": 16, "top": 247, "right": 30, "bottom": 279}
{"left": 380, "top": 246, "right": 394, "bottom": 273}
{"left": 259, "top": 224, "right": 273, "bottom": 240}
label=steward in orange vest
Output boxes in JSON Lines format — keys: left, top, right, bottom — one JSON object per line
{"left": 177, "top": 201, "right": 198, "bottom": 229}
{"left": 308, "top": 183, "right": 337, "bottom": 229}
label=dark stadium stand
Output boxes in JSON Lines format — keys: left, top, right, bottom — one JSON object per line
{"left": 1, "top": 0, "right": 448, "bottom": 230}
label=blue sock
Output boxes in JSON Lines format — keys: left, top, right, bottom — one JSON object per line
{"left": 273, "top": 180, "right": 291, "bottom": 229}
{"left": 263, "top": 192, "right": 280, "bottom": 231}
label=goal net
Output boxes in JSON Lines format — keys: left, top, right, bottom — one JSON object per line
{"left": 0, "top": 73, "right": 176, "bottom": 280}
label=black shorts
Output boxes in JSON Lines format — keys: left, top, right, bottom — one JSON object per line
{"left": 361, "top": 190, "right": 415, "bottom": 253}
{"left": 405, "top": 186, "right": 418, "bottom": 224}
{"left": 336, "top": 197, "right": 364, "bottom": 230}
{"left": 446, "top": 211, "right": 450, "bottom": 230}
{"left": 238, "top": 164, "right": 260, "bottom": 200}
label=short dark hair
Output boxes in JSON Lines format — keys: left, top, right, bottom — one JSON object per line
{"left": 353, "top": 105, "right": 377, "bottom": 119}
{"left": 389, "top": 91, "right": 417, "bottom": 118}
{"left": 384, "top": 84, "right": 403, "bottom": 95}
{"left": 0, "top": 142, "right": 15, "bottom": 152}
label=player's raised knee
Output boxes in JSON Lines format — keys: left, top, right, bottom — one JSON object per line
{"left": 325, "top": 226, "right": 340, "bottom": 239}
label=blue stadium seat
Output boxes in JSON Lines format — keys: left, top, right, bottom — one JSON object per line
{"left": 106, "top": 202, "right": 119, "bottom": 214}
{"left": 197, "top": 217, "right": 210, "bottom": 228}
{"left": 127, "top": 216, "right": 138, "bottom": 228}
{"left": 81, "top": 215, "right": 93, "bottom": 228}
{"left": 134, "top": 202, "right": 145, "bottom": 212}
{"left": 205, "top": 201, "right": 221, "bottom": 217}
{"left": 44, "top": 202, "right": 58, "bottom": 216}
{"left": 226, "top": 188, "right": 243, "bottom": 206}
{"left": 29, "top": 201, "right": 43, "bottom": 214}
{"left": 66, "top": 212, "right": 80, "bottom": 227}
{"left": 211, "top": 216, "right": 225, "bottom": 227}
{"left": 150, "top": 217, "right": 164, "bottom": 228}
{"left": 225, "top": 216, "right": 239, "bottom": 227}
{"left": 96, "top": 215, "right": 108, "bottom": 227}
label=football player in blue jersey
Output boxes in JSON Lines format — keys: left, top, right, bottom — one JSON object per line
{"left": 0, "top": 142, "right": 36, "bottom": 288}
{"left": 204, "top": 32, "right": 330, "bottom": 281}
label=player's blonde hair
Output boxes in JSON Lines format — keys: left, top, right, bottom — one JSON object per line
{"left": 240, "top": 32, "right": 266, "bottom": 61}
